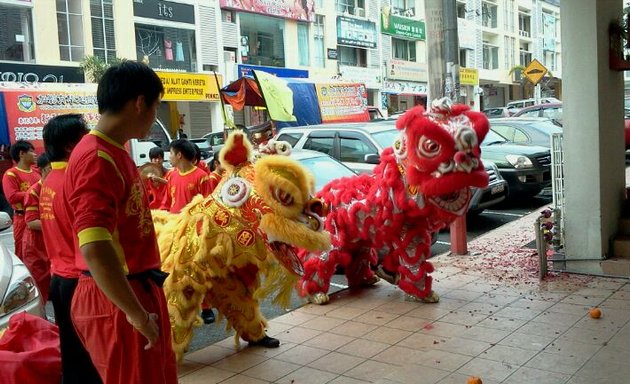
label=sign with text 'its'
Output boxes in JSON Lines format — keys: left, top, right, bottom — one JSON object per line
{"left": 156, "top": 72, "right": 221, "bottom": 102}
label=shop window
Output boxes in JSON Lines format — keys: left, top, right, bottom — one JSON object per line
{"left": 135, "top": 24, "right": 197, "bottom": 72}
{"left": 459, "top": 49, "right": 467, "bottom": 67}
{"left": 519, "top": 11, "right": 531, "bottom": 37}
{"left": 392, "top": 38, "right": 416, "bottom": 62}
{"left": 240, "top": 13, "right": 285, "bottom": 67}
{"left": 482, "top": 1, "right": 497, "bottom": 28}
{"left": 222, "top": 10, "right": 235, "bottom": 23}
{"left": 457, "top": 2, "right": 466, "bottom": 19}
{"left": 336, "top": 0, "right": 365, "bottom": 17}
{"left": 339, "top": 46, "right": 367, "bottom": 67}
{"left": 298, "top": 23, "right": 310, "bottom": 66}
{"left": 0, "top": 5, "right": 34, "bottom": 62}
{"left": 314, "top": 15, "right": 325, "bottom": 68}
{"left": 90, "top": 0, "right": 116, "bottom": 63}
{"left": 57, "top": 0, "right": 85, "bottom": 62}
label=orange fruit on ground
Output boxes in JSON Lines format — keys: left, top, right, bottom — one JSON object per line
{"left": 589, "top": 308, "right": 602, "bottom": 319}
{"left": 467, "top": 377, "right": 483, "bottom": 384}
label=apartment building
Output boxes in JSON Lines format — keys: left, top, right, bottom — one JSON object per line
{"left": 456, "top": 0, "right": 562, "bottom": 109}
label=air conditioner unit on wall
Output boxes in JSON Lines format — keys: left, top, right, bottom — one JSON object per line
{"left": 355, "top": 7, "right": 365, "bottom": 17}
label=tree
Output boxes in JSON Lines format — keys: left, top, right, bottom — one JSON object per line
{"left": 79, "top": 55, "right": 124, "bottom": 83}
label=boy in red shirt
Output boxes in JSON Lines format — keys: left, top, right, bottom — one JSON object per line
{"left": 1, "top": 140, "right": 40, "bottom": 259}
{"left": 63, "top": 62, "right": 177, "bottom": 384}
{"left": 160, "top": 139, "right": 213, "bottom": 213}
{"left": 23, "top": 154, "right": 51, "bottom": 303}
{"left": 41, "top": 114, "right": 102, "bottom": 384}
{"left": 145, "top": 147, "right": 170, "bottom": 209}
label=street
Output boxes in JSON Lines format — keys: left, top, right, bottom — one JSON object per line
{"left": 0, "top": 192, "right": 552, "bottom": 353}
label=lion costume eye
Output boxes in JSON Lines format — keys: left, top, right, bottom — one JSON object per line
{"left": 271, "top": 187, "right": 295, "bottom": 206}
{"left": 417, "top": 137, "right": 441, "bottom": 158}
{"left": 393, "top": 134, "right": 408, "bottom": 160}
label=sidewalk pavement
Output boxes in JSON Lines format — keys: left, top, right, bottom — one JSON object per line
{"left": 177, "top": 208, "right": 630, "bottom": 384}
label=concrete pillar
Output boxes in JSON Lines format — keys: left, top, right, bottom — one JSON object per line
{"left": 562, "top": 0, "right": 625, "bottom": 268}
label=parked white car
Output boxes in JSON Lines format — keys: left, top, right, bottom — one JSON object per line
{"left": 0, "top": 212, "right": 45, "bottom": 330}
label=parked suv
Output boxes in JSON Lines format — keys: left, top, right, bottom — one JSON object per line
{"left": 506, "top": 97, "right": 560, "bottom": 114}
{"left": 275, "top": 123, "right": 508, "bottom": 213}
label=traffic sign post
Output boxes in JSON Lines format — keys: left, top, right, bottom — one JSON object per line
{"left": 523, "top": 59, "right": 548, "bottom": 86}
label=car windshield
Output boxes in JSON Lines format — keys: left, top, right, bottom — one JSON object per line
{"left": 191, "top": 139, "right": 211, "bottom": 151}
{"left": 482, "top": 130, "right": 509, "bottom": 145}
{"left": 298, "top": 155, "right": 356, "bottom": 191}
{"left": 371, "top": 129, "right": 399, "bottom": 149}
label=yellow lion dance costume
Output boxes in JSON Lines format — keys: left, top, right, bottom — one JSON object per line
{"left": 153, "top": 131, "right": 331, "bottom": 361}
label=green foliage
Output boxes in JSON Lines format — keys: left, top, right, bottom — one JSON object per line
{"left": 80, "top": 55, "right": 125, "bottom": 83}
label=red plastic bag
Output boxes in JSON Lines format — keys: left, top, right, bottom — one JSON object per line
{"left": 0, "top": 312, "right": 61, "bottom": 384}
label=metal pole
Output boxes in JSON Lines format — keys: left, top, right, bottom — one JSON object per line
{"left": 424, "top": 0, "right": 445, "bottom": 103}
{"left": 443, "top": 0, "right": 460, "bottom": 102}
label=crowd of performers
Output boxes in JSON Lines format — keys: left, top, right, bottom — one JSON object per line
{"left": 1, "top": 60, "right": 489, "bottom": 384}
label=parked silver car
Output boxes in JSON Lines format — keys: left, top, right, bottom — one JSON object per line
{"left": 0, "top": 212, "right": 45, "bottom": 330}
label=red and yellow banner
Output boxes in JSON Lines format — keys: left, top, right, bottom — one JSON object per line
{"left": 219, "top": 0, "right": 315, "bottom": 22}
{"left": 1, "top": 89, "right": 99, "bottom": 153}
{"left": 315, "top": 83, "right": 369, "bottom": 123}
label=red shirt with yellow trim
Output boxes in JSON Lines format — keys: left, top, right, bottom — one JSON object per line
{"left": 63, "top": 130, "right": 159, "bottom": 274}
{"left": 145, "top": 169, "right": 170, "bottom": 210}
{"left": 24, "top": 180, "right": 42, "bottom": 223}
{"left": 197, "top": 160, "right": 210, "bottom": 175}
{"left": 160, "top": 166, "right": 212, "bottom": 213}
{"left": 1, "top": 166, "right": 40, "bottom": 212}
{"left": 42, "top": 162, "right": 81, "bottom": 278}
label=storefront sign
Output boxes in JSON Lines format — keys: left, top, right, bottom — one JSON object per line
{"left": 156, "top": 72, "right": 222, "bottom": 102}
{"left": 0, "top": 63, "right": 84, "bottom": 83}
{"left": 381, "top": 7, "right": 425, "bottom": 41}
{"left": 336, "top": 16, "right": 377, "bottom": 49}
{"left": 386, "top": 60, "right": 427, "bottom": 82}
{"left": 219, "top": 0, "right": 315, "bottom": 22}
{"left": 327, "top": 49, "right": 338, "bottom": 60}
{"left": 133, "top": 0, "right": 195, "bottom": 24}
{"left": 458, "top": 19, "right": 475, "bottom": 50}
{"left": 338, "top": 66, "right": 381, "bottom": 89}
{"left": 0, "top": 88, "right": 99, "bottom": 152}
{"left": 237, "top": 64, "right": 308, "bottom": 79}
{"left": 382, "top": 80, "right": 427, "bottom": 95}
{"left": 315, "top": 83, "right": 369, "bottom": 123}
{"left": 459, "top": 68, "right": 479, "bottom": 86}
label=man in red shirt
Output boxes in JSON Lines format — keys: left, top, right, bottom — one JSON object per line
{"left": 160, "top": 139, "right": 213, "bottom": 213}
{"left": 63, "top": 62, "right": 177, "bottom": 384}
{"left": 1, "top": 140, "right": 40, "bottom": 259}
{"left": 41, "top": 114, "right": 102, "bottom": 384}
{"left": 23, "top": 154, "right": 51, "bottom": 304}
{"left": 191, "top": 142, "right": 210, "bottom": 175}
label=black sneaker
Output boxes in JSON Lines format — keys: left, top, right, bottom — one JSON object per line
{"left": 201, "top": 308, "right": 215, "bottom": 324}
{"left": 248, "top": 335, "right": 280, "bottom": 348}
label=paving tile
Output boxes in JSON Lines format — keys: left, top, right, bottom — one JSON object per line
{"left": 571, "top": 359, "right": 630, "bottom": 383}
{"left": 542, "top": 339, "right": 602, "bottom": 362}
{"left": 416, "top": 349, "right": 473, "bottom": 371}
{"left": 178, "top": 359, "right": 206, "bottom": 377}
{"left": 473, "top": 293, "right": 520, "bottom": 307}
{"left": 479, "top": 344, "right": 538, "bottom": 366}
{"left": 362, "top": 327, "right": 412, "bottom": 344}
{"left": 274, "top": 344, "right": 330, "bottom": 365}
{"left": 265, "top": 321, "right": 294, "bottom": 337}
{"left": 546, "top": 302, "right": 589, "bottom": 315}
{"left": 221, "top": 374, "right": 270, "bottom": 384}
{"left": 609, "top": 290, "right": 630, "bottom": 301}
{"left": 476, "top": 315, "right": 527, "bottom": 332}
{"left": 418, "top": 321, "right": 469, "bottom": 338}
{"left": 344, "top": 360, "right": 396, "bottom": 382}
{"left": 303, "top": 332, "right": 356, "bottom": 351}
{"left": 397, "top": 332, "right": 449, "bottom": 351}
{"left": 600, "top": 298, "right": 630, "bottom": 310}
{"left": 437, "top": 373, "right": 501, "bottom": 384}
{"left": 517, "top": 320, "right": 572, "bottom": 338}
{"left": 327, "top": 376, "right": 372, "bottom": 384}
{"left": 353, "top": 310, "right": 400, "bottom": 326}
{"left": 326, "top": 306, "right": 371, "bottom": 320}
{"left": 300, "top": 316, "right": 347, "bottom": 331}
{"left": 385, "top": 315, "right": 432, "bottom": 332}
{"left": 557, "top": 325, "right": 618, "bottom": 345}
{"left": 298, "top": 303, "right": 342, "bottom": 316}
{"left": 433, "top": 336, "right": 492, "bottom": 357}
{"left": 242, "top": 359, "right": 301, "bottom": 382}
{"left": 406, "top": 306, "right": 452, "bottom": 320}
{"left": 533, "top": 311, "right": 583, "bottom": 328}
{"left": 498, "top": 332, "right": 551, "bottom": 351}
{"left": 572, "top": 288, "right": 616, "bottom": 298}
{"left": 329, "top": 321, "right": 379, "bottom": 338}
{"left": 560, "top": 294, "right": 606, "bottom": 307}
{"left": 273, "top": 311, "right": 318, "bottom": 326}
{"left": 211, "top": 352, "right": 269, "bottom": 373}
{"left": 525, "top": 351, "right": 588, "bottom": 375}
{"left": 275, "top": 366, "right": 338, "bottom": 384}
{"left": 345, "top": 298, "right": 391, "bottom": 310}
{"left": 458, "top": 301, "right": 504, "bottom": 316}
{"left": 308, "top": 351, "right": 365, "bottom": 374}
{"left": 371, "top": 345, "right": 426, "bottom": 366}
{"left": 178, "top": 366, "right": 235, "bottom": 384}
{"left": 585, "top": 279, "right": 627, "bottom": 290}
{"left": 241, "top": 342, "right": 297, "bottom": 359}
{"left": 509, "top": 298, "right": 555, "bottom": 311}
{"left": 456, "top": 357, "right": 518, "bottom": 382}
{"left": 493, "top": 305, "right": 543, "bottom": 320}
{"left": 384, "top": 363, "right": 449, "bottom": 384}
{"left": 336, "top": 338, "right": 390, "bottom": 359}
{"left": 430, "top": 297, "right": 469, "bottom": 310}
{"left": 185, "top": 345, "right": 239, "bottom": 365}
{"left": 458, "top": 281, "right": 499, "bottom": 294}
{"left": 439, "top": 310, "right": 488, "bottom": 327}
{"left": 375, "top": 300, "right": 420, "bottom": 315}
{"left": 442, "top": 289, "right": 484, "bottom": 302}
{"left": 459, "top": 325, "right": 511, "bottom": 344}
{"left": 503, "top": 366, "right": 571, "bottom": 384}
{"left": 276, "top": 326, "right": 323, "bottom": 344}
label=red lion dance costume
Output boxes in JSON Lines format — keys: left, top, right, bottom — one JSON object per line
{"left": 298, "top": 98, "right": 490, "bottom": 304}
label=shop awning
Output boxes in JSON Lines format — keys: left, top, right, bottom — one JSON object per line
{"left": 220, "top": 77, "right": 264, "bottom": 110}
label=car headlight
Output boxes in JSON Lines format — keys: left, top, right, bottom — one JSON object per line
{"left": 0, "top": 264, "right": 38, "bottom": 316}
{"left": 505, "top": 155, "right": 533, "bottom": 169}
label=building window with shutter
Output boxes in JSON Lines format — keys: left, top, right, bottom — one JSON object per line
{"left": 90, "top": 0, "right": 116, "bottom": 63}
{"left": 313, "top": 15, "right": 325, "bottom": 68}
{"left": 57, "top": 0, "right": 85, "bottom": 61}
{"left": 392, "top": 38, "right": 416, "bottom": 62}
{"left": 298, "top": 22, "right": 310, "bottom": 66}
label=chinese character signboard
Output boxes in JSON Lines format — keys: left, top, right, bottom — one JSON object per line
{"left": 315, "top": 83, "right": 369, "bottom": 123}
{"left": 381, "top": 7, "right": 425, "bottom": 40}
{"left": 337, "top": 16, "right": 377, "bottom": 49}
{"left": 156, "top": 72, "right": 222, "bottom": 102}
{"left": 459, "top": 68, "right": 479, "bottom": 86}
{"left": 219, "top": 0, "right": 315, "bottom": 22}
{"left": 387, "top": 60, "right": 428, "bottom": 82}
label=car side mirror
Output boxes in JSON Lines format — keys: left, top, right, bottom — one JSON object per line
{"left": 364, "top": 153, "right": 380, "bottom": 164}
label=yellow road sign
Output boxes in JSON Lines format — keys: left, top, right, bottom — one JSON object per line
{"left": 523, "top": 59, "right": 548, "bottom": 85}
